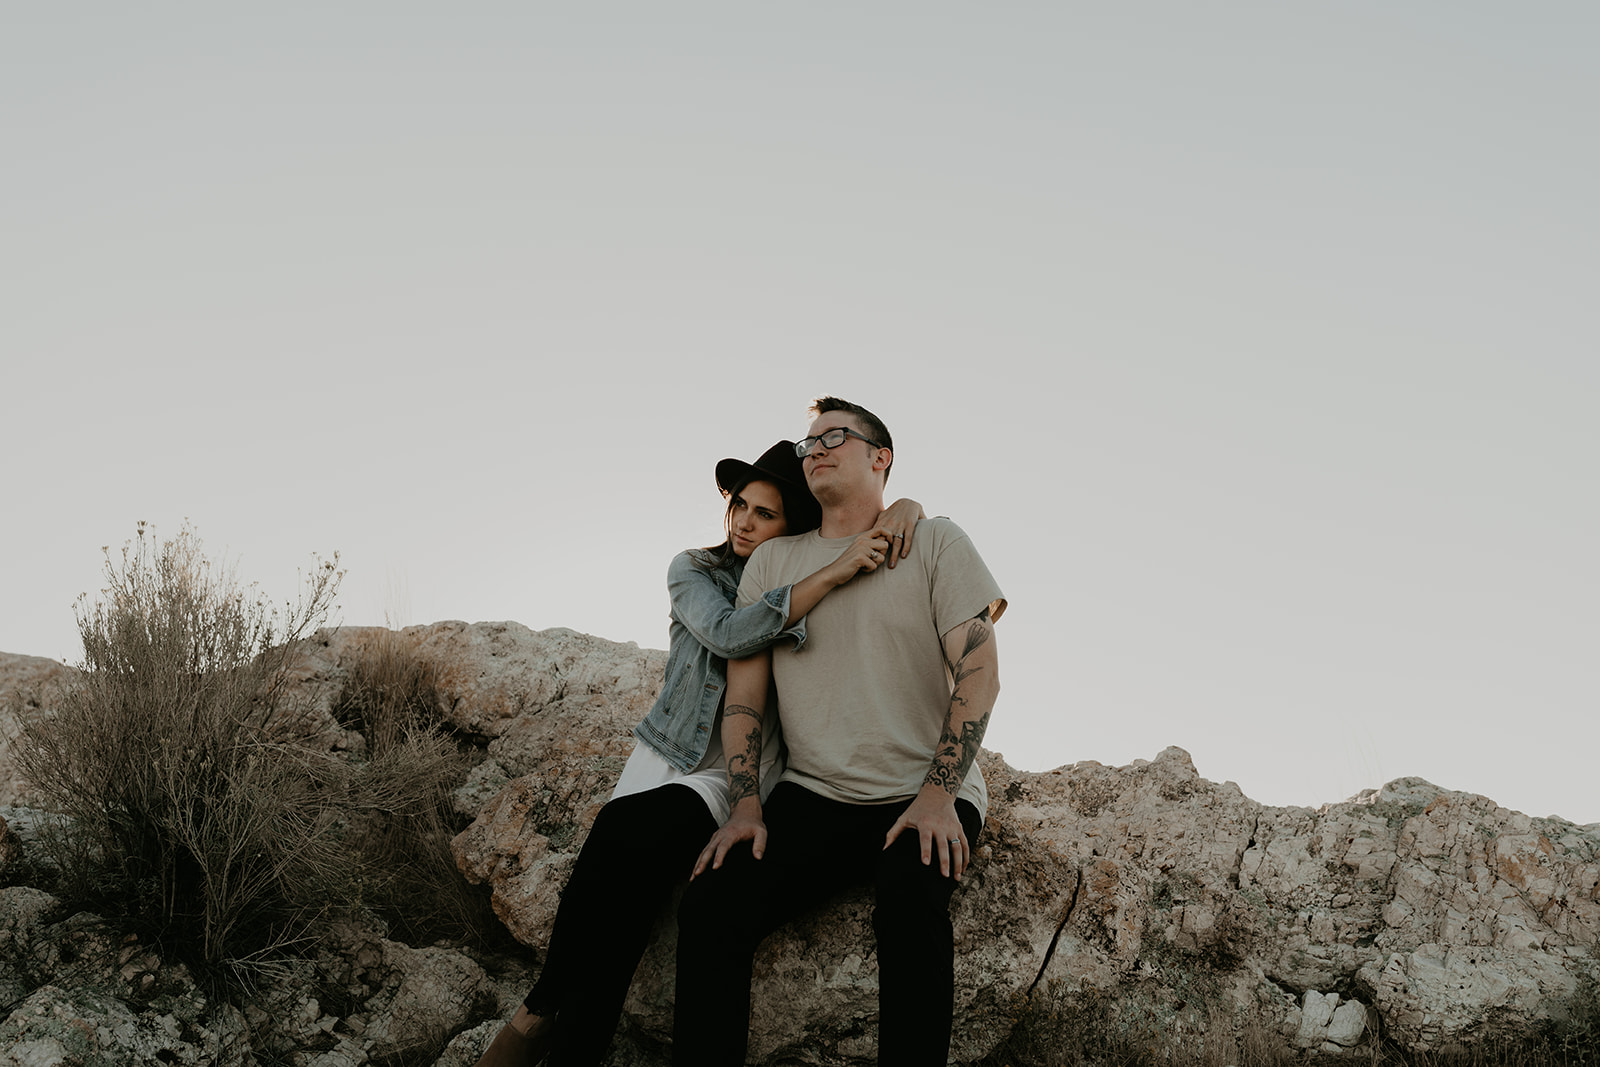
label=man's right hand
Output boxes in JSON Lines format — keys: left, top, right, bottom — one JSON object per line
{"left": 884, "top": 783, "right": 970, "bottom": 881}
{"left": 692, "top": 799, "right": 767, "bottom": 879}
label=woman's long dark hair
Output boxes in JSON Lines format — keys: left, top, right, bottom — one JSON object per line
{"left": 695, "top": 474, "right": 822, "bottom": 572}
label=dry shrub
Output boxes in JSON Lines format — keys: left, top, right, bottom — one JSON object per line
{"left": 982, "top": 982, "right": 1296, "bottom": 1067}
{"left": 16, "top": 522, "right": 345, "bottom": 977}
{"left": 334, "top": 628, "right": 503, "bottom": 948}
{"left": 982, "top": 984, "right": 1146, "bottom": 1066}
{"left": 333, "top": 627, "right": 440, "bottom": 750}
{"left": 985, "top": 977, "right": 1600, "bottom": 1067}
{"left": 17, "top": 521, "right": 506, "bottom": 994}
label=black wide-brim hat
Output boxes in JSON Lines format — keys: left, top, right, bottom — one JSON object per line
{"left": 716, "top": 440, "right": 808, "bottom": 496}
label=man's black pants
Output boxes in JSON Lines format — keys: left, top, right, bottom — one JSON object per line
{"left": 672, "top": 782, "right": 983, "bottom": 1066}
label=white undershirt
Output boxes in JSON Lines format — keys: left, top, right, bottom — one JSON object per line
{"left": 612, "top": 705, "right": 784, "bottom": 825}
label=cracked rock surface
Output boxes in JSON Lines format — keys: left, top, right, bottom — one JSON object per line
{"left": 5, "top": 624, "right": 1598, "bottom": 1063}
{"left": 422, "top": 623, "right": 1600, "bottom": 1061}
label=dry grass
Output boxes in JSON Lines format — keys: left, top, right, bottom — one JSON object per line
{"left": 980, "top": 978, "right": 1600, "bottom": 1067}
{"left": 982, "top": 986, "right": 1280, "bottom": 1067}
{"left": 332, "top": 627, "right": 503, "bottom": 948}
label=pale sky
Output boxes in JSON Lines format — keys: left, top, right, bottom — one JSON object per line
{"left": 4, "top": 4, "right": 1595, "bottom": 824}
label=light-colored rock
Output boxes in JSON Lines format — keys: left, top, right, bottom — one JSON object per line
{"left": 1295, "top": 989, "right": 1339, "bottom": 1048}
{"left": 1290, "top": 988, "right": 1371, "bottom": 1049}
{"left": 363, "top": 940, "right": 497, "bottom": 1064}
{"left": 0, "top": 653, "right": 79, "bottom": 808}
{"left": 1362, "top": 941, "right": 1579, "bottom": 1048}
{"left": 4, "top": 624, "right": 1598, "bottom": 1064}
{"left": 425, "top": 622, "right": 1600, "bottom": 1060}
{"left": 417, "top": 622, "right": 665, "bottom": 746}
{"left": 1327, "top": 997, "right": 1370, "bottom": 1046}
{"left": 0, "top": 887, "right": 64, "bottom": 959}
{"left": 436, "top": 617, "right": 1598, "bottom": 1060}
{"left": 434, "top": 1019, "right": 499, "bottom": 1067}
{"left": 0, "top": 984, "right": 254, "bottom": 1067}
{"left": 0, "top": 895, "right": 500, "bottom": 1067}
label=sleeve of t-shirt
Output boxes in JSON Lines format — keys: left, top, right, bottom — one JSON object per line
{"left": 926, "top": 519, "right": 1007, "bottom": 637}
{"left": 736, "top": 541, "right": 811, "bottom": 651}
{"left": 735, "top": 545, "right": 770, "bottom": 610}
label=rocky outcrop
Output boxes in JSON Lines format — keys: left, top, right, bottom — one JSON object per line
{"left": 3, "top": 622, "right": 1598, "bottom": 1064}
{"left": 0, "top": 887, "right": 255, "bottom": 1065}
{"left": 1003, "top": 758, "right": 1598, "bottom": 1054}
{"left": 431, "top": 622, "right": 1600, "bottom": 1061}
{"left": 0, "top": 885, "right": 497, "bottom": 1066}
{"left": 0, "top": 653, "right": 77, "bottom": 808}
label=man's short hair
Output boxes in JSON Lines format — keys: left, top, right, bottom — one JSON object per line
{"left": 810, "top": 396, "right": 894, "bottom": 483}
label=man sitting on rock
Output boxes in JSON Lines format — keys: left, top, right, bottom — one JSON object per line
{"left": 672, "top": 395, "right": 1006, "bottom": 1065}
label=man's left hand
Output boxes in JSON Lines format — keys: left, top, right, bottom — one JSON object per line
{"left": 884, "top": 784, "right": 968, "bottom": 881}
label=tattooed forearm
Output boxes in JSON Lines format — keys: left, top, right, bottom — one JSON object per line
{"left": 924, "top": 709, "right": 993, "bottom": 795}
{"left": 725, "top": 704, "right": 763, "bottom": 806}
{"left": 924, "top": 610, "right": 999, "bottom": 796}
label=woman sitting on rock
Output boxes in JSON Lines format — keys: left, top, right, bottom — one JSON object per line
{"left": 477, "top": 440, "right": 920, "bottom": 1067}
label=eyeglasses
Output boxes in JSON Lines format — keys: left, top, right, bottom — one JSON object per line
{"left": 794, "top": 427, "right": 885, "bottom": 458}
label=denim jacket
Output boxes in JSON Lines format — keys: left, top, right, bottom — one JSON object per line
{"left": 632, "top": 549, "right": 805, "bottom": 773}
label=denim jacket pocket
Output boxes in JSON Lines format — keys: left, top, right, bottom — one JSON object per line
{"left": 661, "top": 660, "right": 697, "bottom": 716}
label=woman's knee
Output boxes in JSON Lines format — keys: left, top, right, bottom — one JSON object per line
{"left": 677, "top": 850, "right": 740, "bottom": 920}
{"left": 588, "top": 785, "right": 713, "bottom": 856}
{"left": 677, "top": 851, "right": 768, "bottom": 947}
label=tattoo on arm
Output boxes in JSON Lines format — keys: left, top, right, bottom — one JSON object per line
{"left": 945, "top": 608, "right": 993, "bottom": 696}
{"left": 925, "top": 610, "right": 995, "bottom": 796}
{"left": 725, "top": 704, "right": 763, "bottom": 806}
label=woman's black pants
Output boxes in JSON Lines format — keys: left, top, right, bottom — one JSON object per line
{"left": 522, "top": 782, "right": 716, "bottom": 1066}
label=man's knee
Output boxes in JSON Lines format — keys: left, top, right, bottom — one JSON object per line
{"left": 872, "top": 890, "right": 954, "bottom": 943}
{"left": 872, "top": 843, "right": 962, "bottom": 945}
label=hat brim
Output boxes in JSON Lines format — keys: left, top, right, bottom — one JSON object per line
{"left": 715, "top": 441, "right": 807, "bottom": 496}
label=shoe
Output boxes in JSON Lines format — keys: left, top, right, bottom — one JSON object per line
{"left": 475, "top": 1007, "right": 553, "bottom": 1067}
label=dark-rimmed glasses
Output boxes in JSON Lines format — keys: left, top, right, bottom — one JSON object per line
{"left": 794, "top": 427, "right": 885, "bottom": 457}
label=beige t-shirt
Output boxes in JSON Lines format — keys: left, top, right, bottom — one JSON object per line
{"left": 737, "top": 517, "right": 1006, "bottom": 821}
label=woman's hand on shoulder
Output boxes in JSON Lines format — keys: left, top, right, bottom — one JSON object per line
{"left": 822, "top": 528, "right": 894, "bottom": 587}
{"left": 874, "top": 498, "right": 925, "bottom": 568}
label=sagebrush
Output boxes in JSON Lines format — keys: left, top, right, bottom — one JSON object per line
{"left": 18, "top": 522, "right": 346, "bottom": 976}
{"left": 17, "top": 521, "right": 504, "bottom": 991}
